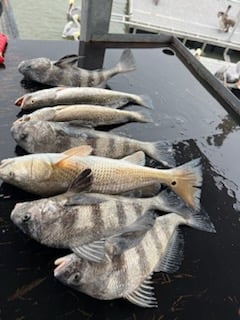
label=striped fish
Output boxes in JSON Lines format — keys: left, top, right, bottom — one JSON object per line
{"left": 0, "top": 146, "right": 201, "bottom": 209}
{"left": 11, "top": 183, "right": 196, "bottom": 261}
{"left": 15, "top": 87, "right": 151, "bottom": 111}
{"left": 11, "top": 121, "right": 174, "bottom": 166}
{"left": 54, "top": 208, "right": 215, "bottom": 307}
{"left": 17, "top": 49, "right": 136, "bottom": 87}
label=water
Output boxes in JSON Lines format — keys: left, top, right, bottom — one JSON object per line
{"left": 10, "top": 0, "right": 126, "bottom": 40}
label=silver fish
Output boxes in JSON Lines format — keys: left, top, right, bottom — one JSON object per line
{"left": 11, "top": 121, "right": 174, "bottom": 166}
{"left": 18, "top": 49, "right": 136, "bottom": 87}
{"left": 14, "top": 104, "right": 152, "bottom": 126}
{"left": 54, "top": 209, "right": 215, "bottom": 307}
{"left": 0, "top": 146, "right": 202, "bottom": 209}
{"left": 11, "top": 184, "right": 195, "bottom": 262}
{"left": 15, "top": 87, "right": 151, "bottom": 110}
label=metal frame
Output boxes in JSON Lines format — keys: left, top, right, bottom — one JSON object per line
{"left": 78, "top": 0, "right": 240, "bottom": 118}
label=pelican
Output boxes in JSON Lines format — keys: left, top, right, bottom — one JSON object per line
{"left": 62, "top": 0, "right": 81, "bottom": 41}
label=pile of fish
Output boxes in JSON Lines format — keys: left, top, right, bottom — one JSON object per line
{"left": 1, "top": 49, "right": 216, "bottom": 308}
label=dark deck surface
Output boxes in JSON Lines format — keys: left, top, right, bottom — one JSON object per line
{"left": 0, "top": 39, "right": 240, "bottom": 320}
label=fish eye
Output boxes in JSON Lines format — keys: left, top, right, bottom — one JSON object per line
{"left": 22, "top": 213, "right": 31, "bottom": 223}
{"left": 31, "top": 99, "right": 35, "bottom": 104}
{"left": 9, "top": 171, "right": 15, "bottom": 178}
{"left": 20, "top": 133, "right": 28, "bottom": 140}
{"left": 71, "top": 272, "right": 81, "bottom": 284}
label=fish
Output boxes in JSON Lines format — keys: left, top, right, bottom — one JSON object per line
{"left": 15, "top": 87, "right": 151, "bottom": 110}
{"left": 10, "top": 121, "right": 174, "bottom": 166}
{"left": 0, "top": 146, "right": 202, "bottom": 210}
{"left": 17, "top": 49, "right": 136, "bottom": 87}
{"left": 11, "top": 181, "right": 198, "bottom": 262}
{"left": 53, "top": 208, "right": 215, "bottom": 307}
{"left": 14, "top": 104, "right": 152, "bottom": 126}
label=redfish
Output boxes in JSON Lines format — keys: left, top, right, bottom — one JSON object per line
{"left": 0, "top": 146, "right": 202, "bottom": 209}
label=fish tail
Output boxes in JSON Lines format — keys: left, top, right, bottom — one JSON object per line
{"left": 183, "top": 207, "right": 216, "bottom": 233}
{"left": 115, "top": 49, "right": 136, "bottom": 74}
{"left": 162, "top": 158, "right": 202, "bottom": 210}
{"left": 137, "top": 95, "right": 154, "bottom": 109}
{"left": 142, "top": 141, "right": 175, "bottom": 167}
{"left": 131, "top": 108, "right": 153, "bottom": 124}
{"left": 154, "top": 190, "right": 216, "bottom": 233}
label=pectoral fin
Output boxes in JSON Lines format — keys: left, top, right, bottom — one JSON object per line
{"left": 106, "top": 211, "right": 158, "bottom": 257}
{"left": 125, "top": 274, "right": 158, "bottom": 308}
{"left": 68, "top": 168, "right": 93, "bottom": 193}
{"left": 71, "top": 240, "right": 106, "bottom": 262}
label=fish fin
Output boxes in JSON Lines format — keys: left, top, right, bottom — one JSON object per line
{"left": 156, "top": 190, "right": 216, "bottom": 233}
{"left": 106, "top": 211, "right": 158, "bottom": 257}
{"left": 68, "top": 120, "right": 94, "bottom": 128}
{"left": 54, "top": 54, "right": 82, "bottom": 67}
{"left": 63, "top": 145, "right": 93, "bottom": 157}
{"left": 65, "top": 193, "right": 107, "bottom": 206}
{"left": 115, "top": 49, "right": 136, "bottom": 74}
{"left": 131, "top": 108, "right": 153, "bottom": 123}
{"left": 125, "top": 276, "right": 158, "bottom": 308}
{"left": 68, "top": 169, "right": 93, "bottom": 193}
{"left": 53, "top": 157, "right": 86, "bottom": 172}
{"left": 138, "top": 95, "right": 154, "bottom": 109}
{"left": 155, "top": 189, "right": 186, "bottom": 214}
{"left": 154, "top": 227, "right": 184, "bottom": 273}
{"left": 122, "top": 151, "right": 146, "bottom": 166}
{"left": 71, "top": 240, "right": 106, "bottom": 262}
{"left": 144, "top": 141, "right": 176, "bottom": 167}
{"left": 166, "top": 158, "right": 202, "bottom": 211}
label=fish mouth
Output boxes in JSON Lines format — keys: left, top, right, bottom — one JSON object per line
{"left": 54, "top": 254, "right": 73, "bottom": 276}
{"left": 15, "top": 96, "right": 25, "bottom": 108}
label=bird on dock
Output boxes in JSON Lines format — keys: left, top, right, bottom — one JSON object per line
{"left": 215, "top": 61, "right": 240, "bottom": 89}
{"left": 62, "top": 0, "right": 81, "bottom": 41}
{"left": 217, "top": 5, "right": 235, "bottom": 32}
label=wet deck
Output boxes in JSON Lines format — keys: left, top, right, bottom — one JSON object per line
{"left": 0, "top": 39, "right": 240, "bottom": 319}
{"left": 128, "top": 0, "right": 240, "bottom": 52}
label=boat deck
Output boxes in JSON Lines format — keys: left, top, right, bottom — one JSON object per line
{"left": 128, "top": 0, "right": 240, "bottom": 52}
{"left": 1, "top": 38, "right": 240, "bottom": 320}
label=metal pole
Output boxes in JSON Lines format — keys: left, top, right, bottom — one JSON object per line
{"left": 78, "top": 0, "right": 113, "bottom": 69}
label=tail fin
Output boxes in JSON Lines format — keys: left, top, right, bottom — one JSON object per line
{"left": 166, "top": 158, "right": 202, "bottom": 211}
{"left": 154, "top": 190, "right": 216, "bottom": 233}
{"left": 115, "top": 49, "right": 136, "bottom": 74}
{"left": 138, "top": 95, "right": 154, "bottom": 109}
{"left": 142, "top": 141, "right": 175, "bottom": 167}
{"left": 184, "top": 207, "right": 216, "bottom": 233}
{"left": 131, "top": 108, "right": 153, "bottom": 123}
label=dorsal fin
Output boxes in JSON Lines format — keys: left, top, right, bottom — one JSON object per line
{"left": 154, "top": 227, "right": 184, "bottom": 273}
{"left": 63, "top": 145, "right": 92, "bottom": 157}
{"left": 122, "top": 151, "right": 146, "bottom": 166}
{"left": 125, "top": 275, "right": 158, "bottom": 308}
{"left": 54, "top": 54, "right": 82, "bottom": 67}
{"left": 65, "top": 193, "right": 107, "bottom": 206}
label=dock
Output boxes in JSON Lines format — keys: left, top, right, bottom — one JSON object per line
{"left": 126, "top": 0, "right": 240, "bottom": 56}
{"left": 0, "top": 0, "right": 19, "bottom": 38}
